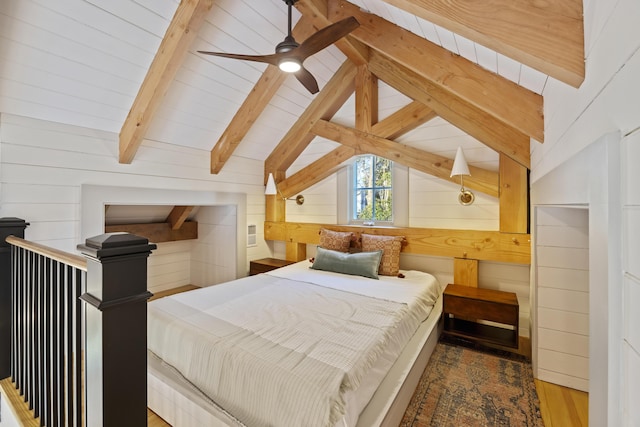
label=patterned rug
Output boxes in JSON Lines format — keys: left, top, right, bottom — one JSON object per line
{"left": 400, "top": 339, "right": 543, "bottom": 427}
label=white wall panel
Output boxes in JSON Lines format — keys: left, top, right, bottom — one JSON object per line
{"left": 538, "top": 328, "right": 589, "bottom": 357}
{"left": 148, "top": 241, "right": 191, "bottom": 293}
{"left": 285, "top": 176, "right": 338, "bottom": 225}
{"left": 191, "top": 205, "right": 238, "bottom": 286}
{"left": 538, "top": 348, "right": 589, "bottom": 388}
{"left": 409, "top": 171, "right": 499, "bottom": 231}
{"left": 534, "top": 207, "right": 589, "bottom": 390}
{"left": 537, "top": 266, "right": 589, "bottom": 293}
{"left": 624, "top": 275, "right": 640, "bottom": 354}
{"left": 625, "top": 344, "right": 640, "bottom": 427}
{"left": 623, "top": 207, "right": 640, "bottom": 280}
{"left": 0, "top": 113, "right": 268, "bottom": 282}
{"left": 538, "top": 307, "right": 589, "bottom": 336}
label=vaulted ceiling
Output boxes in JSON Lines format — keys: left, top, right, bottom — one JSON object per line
{"left": 0, "top": 0, "right": 585, "bottom": 199}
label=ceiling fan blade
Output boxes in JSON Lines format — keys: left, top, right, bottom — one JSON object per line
{"left": 296, "top": 17, "right": 360, "bottom": 59}
{"left": 295, "top": 67, "right": 319, "bottom": 94}
{"left": 197, "top": 50, "right": 280, "bottom": 67}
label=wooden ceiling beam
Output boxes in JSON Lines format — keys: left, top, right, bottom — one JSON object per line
{"left": 264, "top": 60, "right": 357, "bottom": 181}
{"left": 328, "top": 0, "right": 544, "bottom": 143}
{"left": 278, "top": 146, "right": 356, "bottom": 197}
{"left": 355, "top": 65, "right": 378, "bottom": 132}
{"left": 166, "top": 206, "right": 194, "bottom": 230}
{"left": 371, "top": 101, "right": 437, "bottom": 139}
{"left": 370, "top": 51, "right": 531, "bottom": 168}
{"left": 119, "top": 0, "right": 213, "bottom": 164}
{"left": 278, "top": 100, "right": 437, "bottom": 197}
{"left": 381, "top": 0, "right": 584, "bottom": 88}
{"left": 209, "top": 16, "right": 317, "bottom": 174}
{"left": 296, "top": 0, "right": 369, "bottom": 65}
{"left": 312, "top": 119, "right": 500, "bottom": 197}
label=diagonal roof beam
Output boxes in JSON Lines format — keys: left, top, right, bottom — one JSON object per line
{"left": 209, "top": 16, "right": 317, "bottom": 174}
{"left": 278, "top": 101, "right": 437, "bottom": 197}
{"left": 371, "top": 100, "right": 437, "bottom": 140}
{"left": 296, "top": 0, "right": 369, "bottom": 65}
{"left": 381, "top": 0, "right": 584, "bottom": 88}
{"left": 119, "top": 0, "right": 213, "bottom": 164}
{"left": 329, "top": 0, "right": 544, "bottom": 143}
{"left": 278, "top": 146, "right": 356, "bottom": 197}
{"left": 312, "top": 119, "right": 500, "bottom": 197}
{"left": 166, "top": 206, "right": 194, "bottom": 230}
{"left": 264, "top": 60, "right": 357, "bottom": 182}
{"left": 370, "top": 50, "right": 531, "bottom": 168}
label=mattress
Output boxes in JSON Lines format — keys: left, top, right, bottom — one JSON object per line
{"left": 148, "top": 260, "right": 442, "bottom": 427}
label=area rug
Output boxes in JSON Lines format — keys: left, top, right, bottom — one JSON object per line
{"left": 400, "top": 339, "right": 543, "bottom": 427}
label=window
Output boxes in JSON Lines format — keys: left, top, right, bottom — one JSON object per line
{"left": 352, "top": 155, "right": 393, "bottom": 222}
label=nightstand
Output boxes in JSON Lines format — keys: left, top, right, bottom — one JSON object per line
{"left": 249, "top": 258, "right": 296, "bottom": 275}
{"left": 442, "top": 284, "right": 519, "bottom": 349}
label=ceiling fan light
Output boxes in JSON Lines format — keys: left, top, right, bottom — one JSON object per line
{"left": 278, "top": 59, "right": 301, "bottom": 73}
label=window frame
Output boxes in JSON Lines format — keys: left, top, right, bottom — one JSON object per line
{"left": 337, "top": 158, "right": 408, "bottom": 227}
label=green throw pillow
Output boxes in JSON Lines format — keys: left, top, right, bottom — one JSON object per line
{"left": 311, "top": 246, "right": 383, "bottom": 279}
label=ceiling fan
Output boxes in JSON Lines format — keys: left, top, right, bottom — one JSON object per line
{"left": 198, "top": 0, "right": 359, "bottom": 94}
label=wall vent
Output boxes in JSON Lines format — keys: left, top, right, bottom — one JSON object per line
{"left": 247, "top": 224, "right": 257, "bottom": 247}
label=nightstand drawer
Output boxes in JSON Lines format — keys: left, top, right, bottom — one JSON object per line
{"left": 444, "top": 294, "right": 518, "bottom": 325}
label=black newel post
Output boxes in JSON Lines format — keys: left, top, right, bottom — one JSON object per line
{"left": 0, "top": 217, "right": 29, "bottom": 380}
{"left": 78, "top": 233, "right": 156, "bottom": 427}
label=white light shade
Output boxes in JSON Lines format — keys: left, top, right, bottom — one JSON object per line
{"left": 450, "top": 146, "right": 471, "bottom": 177}
{"left": 278, "top": 59, "right": 301, "bottom": 73}
{"left": 265, "top": 173, "right": 277, "bottom": 195}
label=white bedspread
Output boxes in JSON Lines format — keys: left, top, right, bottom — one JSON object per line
{"left": 148, "top": 261, "right": 441, "bottom": 427}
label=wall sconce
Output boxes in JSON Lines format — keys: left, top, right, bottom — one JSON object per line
{"left": 450, "top": 147, "right": 475, "bottom": 206}
{"left": 265, "top": 173, "right": 305, "bottom": 205}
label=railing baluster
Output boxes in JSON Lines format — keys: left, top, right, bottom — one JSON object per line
{"left": 16, "top": 247, "right": 25, "bottom": 393}
{"left": 52, "top": 260, "right": 61, "bottom": 427}
{"left": 35, "top": 254, "right": 42, "bottom": 421}
{"left": 27, "top": 250, "right": 34, "bottom": 410}
{"left": 11, "top": 246, "right": 18, "bottom": 386}
{"left": 43, "top": 257, "right": 52, "bottom": 427}
{"left": 74, "top": 268, "right": 83, "bottom": 427}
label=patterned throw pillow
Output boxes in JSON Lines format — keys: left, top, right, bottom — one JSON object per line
{"left": 361, "top": 234, "right": 404, "bottom": 276}
{"left": 318, "top": 228, "right": 353, "bottom": 252}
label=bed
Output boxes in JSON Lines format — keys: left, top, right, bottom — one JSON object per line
{"left": 147, "top": 258, "right": 443, "bottom": 427}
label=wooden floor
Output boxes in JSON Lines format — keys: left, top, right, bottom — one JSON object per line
{"left": 535, "top": 379, "right": 589, "bottom": 426}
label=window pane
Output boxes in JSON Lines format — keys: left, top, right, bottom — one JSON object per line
{"left": 355, "top": 156, "right": 373, "bottom": 187}
{"left": 374, "top": 158, "right": 392, "bottom": 187}
{"left": 355, "top": 189, "right": 373, "bottom": 220}
{"left": 374, "top": 189, "right": 392, "bottom": 221}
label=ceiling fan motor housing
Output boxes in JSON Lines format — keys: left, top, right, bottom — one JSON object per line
{"left": 276, "top": 35, "right": 299, "bottom": 54}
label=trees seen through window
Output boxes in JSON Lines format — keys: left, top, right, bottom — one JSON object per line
{"left": 353, "top": 155, "right": 393, "bottom": 222}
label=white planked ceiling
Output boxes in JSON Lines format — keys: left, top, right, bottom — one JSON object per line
{"left": 0, "top": 0, "right": 549, "bottom": 176}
